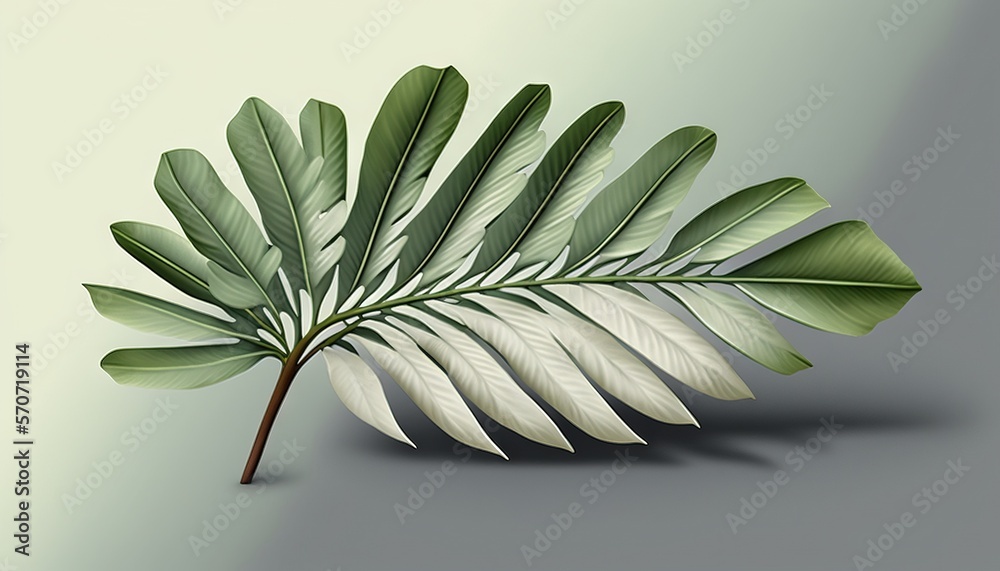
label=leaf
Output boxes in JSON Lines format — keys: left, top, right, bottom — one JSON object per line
{"left": 389, "top": 306, "right": 571, "bottom": 450}
{"left": 659, "top": 177, "right": 829, "bottom": 266}
{"left": 227, "top": 97, "right": 344, "bottom": 300}
{"left": 726, "top": 221, "right": 921, "bottom": 335}
{"left": 322, "top": 346, "right": 413, "bottom": 446}
{"left": 546, "top": 283, "right": 753, "bottom": 400}
{"left": 299, "top": 98, "right": 348, "bottom": 204}
{"left": 109, "top": 221, "right": 260, "bottom": 334}
{"left": 399, "top": 84, "right": 551, "bottom": 289}
{"left": 85, "top": 284, "right": 257, "bottom": 343}
{"left": 568, "top": 126, "right": 717, "bottom": 269}
{"left": 111, "top": 221, "right": 216, "bottom": 304}
{"left": 92, "top": 65, "right": 924, "bottom": 478}
{"left": 154, "top": 149, "right": 283, "bottom": 313}
{"left": 513, "top": 290, "right": 698, "bottom": 425}
{"left": 471, "top": 101, "right": 625, "bottom": 278}
{"left": 352, "top": 322, "right": 506, "bottom": 457}
{"left": 432, "top": 296, "right": 645, "bottom": 444}
{"left": 204, "top": 248, "right": 282, "bottom": 309}
{"left": 660, "top": 283, "right": 811, "bottom": 374}
{"left": 101, "top": 343, "right": 273, "bottom": 389}
{"left": 340, "top": 65, "right": 468, "bottom": 295}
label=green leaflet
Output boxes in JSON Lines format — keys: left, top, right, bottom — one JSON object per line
{"left": 567, "top": 126, "right": 718, "bottom": 270}
{"left": 659, "top": 177, "right": 830, "bottom": 267}
{"left": 101, "top": 343, "right": 274, "bottom": 389}
{"left": 110, "top": 221, "right": 217, "bottom": 304}
{"left": 85, "top": 284, "right": 260, "bottom": 344}
{"left": 154, "top": 149, "right": 283, "bottom": 312}
{"left": 726, "top": 220, "right": 921, "bottom": 336}
{"left": 399, "top": 84, "right": 551, "bottom": 289}
{"left": 109, "top": 221, "right": 261, "bottom": 336}
{"left": 660, "top": 283, "right": 811, "bottom": 374}
{"left": 227, "top": 97, "right": 344, "bottom": 302}
{"left": 340, "top": 65, "right": 468, "bottom": 297}
{"left": 299, "top": 98, "right": 348, "bottom": 205}
{"left": 472, "top": 101, "right": 624, "bottom": 279}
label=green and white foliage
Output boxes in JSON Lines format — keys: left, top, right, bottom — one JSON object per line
{"left": 88, "top": 65, "right": 920, "bottom": 467}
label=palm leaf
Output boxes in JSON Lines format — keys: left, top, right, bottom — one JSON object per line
{"left": 88, "top": 65, "right": 922, "bottom": 483}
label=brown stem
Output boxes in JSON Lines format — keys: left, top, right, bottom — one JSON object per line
{"left": 240, "top": 350, "right": 303, "bottom": 484}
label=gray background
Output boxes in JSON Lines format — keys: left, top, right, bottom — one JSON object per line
{"left": 2, "top": 1, "right": 997, "bottom": 569}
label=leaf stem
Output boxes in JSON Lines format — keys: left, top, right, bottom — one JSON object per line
{"left": 240, "top": 348, "right": 302, "bottom": 484}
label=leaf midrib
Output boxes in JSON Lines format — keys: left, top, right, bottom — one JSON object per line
{"left": 311, "top": 272, "right": 921, "bottom": 347}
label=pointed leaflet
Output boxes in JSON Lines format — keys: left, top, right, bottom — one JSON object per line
{"left": 101, "top": 343, "right": 272, "bottom": 389}
{"left": 472, "top": 102, "right": 625, "bottom": 278}
{"left": 340, "top": 66, "right": 468, "bottom": 295}
{"left": 154, "top": 149, "right": 283, "bottom": 313}
{"left": 726, "top": 221, "right": 921, "bottom": 336}
{"left": 398, "top": 84, "right": 550, "bottom": 289}
{"left": 432, "top": 296, "right": 645, "bottom": 444}
{"left": 299, "top": 98, "right": 348, "bottom": 204}
{"left": 661, "top": 283, "right": 811, "bottom": 374}
{"left": 389, "top": 307, "right": 571, "bottom": 450}
{"left": 227, "top": 98, "right": 344, "bottom": 301}
{"left": 513, "top": 290, "right": 698, "bottom": 425}
{"left": 84, "top": 284, "right": 263, "bottom": 344}
{"left": 322, "top": 347, "right": 413, "bottom": 446}
{"left": 300, "top": 98, "right": 350, "bottom": 308}
{"left": 111, "top": 221, "right": 217, "bottom": 304}
{"left": 109, "top": 221, "right": 260, "bottom": 335}
{"left": 547, "top": 283, "right": 753, "bottom": 400}
{"left": 659, "top": 177, "right": 829, "bottom": 266}
{"left": 567, "top": 126, "right": 717, "bottom": 270}
{"left": 352, "top": 322, "right": 505, "bottom": 457}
